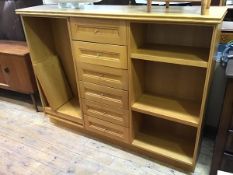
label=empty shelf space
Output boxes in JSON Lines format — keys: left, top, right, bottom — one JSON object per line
{"left": 132, "top": 131, "right": 194, "bottom": 166}
{"left": 45, "top": 98, "right": 83, "bottom": 124}
{"left": 131, "top": 44, "right": 209, "bottom": 68}
{"left": 57, "top": 98, "right": 81, "bottom": 119}
{"left": 132, "top": 94, "right": 200, "bottom": 127}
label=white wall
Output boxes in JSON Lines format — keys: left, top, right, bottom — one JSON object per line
{"left": 43, "top": 0, "right": 57, "bottom": 4}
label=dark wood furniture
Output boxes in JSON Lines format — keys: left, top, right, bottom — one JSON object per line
{"left": 210, "top": 57, "right": 233, "bottom": 174}
{"left": 0, "top": 40, "right": 38, "bottom": 110}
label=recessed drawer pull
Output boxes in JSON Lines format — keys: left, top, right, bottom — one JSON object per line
{"left": 4, "top": 67, "right": 10, "bottom": 74}
{"left": 94, "top": 29, "right": 100, "bottom": 34}
{"left": 96, "top": 53, "right": 102, "bottom": 57}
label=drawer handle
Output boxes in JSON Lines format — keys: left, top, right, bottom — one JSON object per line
{"left": 99, "top": 74, "right": 104, "bottom": 77}
{"left": 96, "top": 53, "right": 102, "bottom": 57}
{"left": 4, "top": 67, "right": 10, "bottom": 74}
{"left": 94, "top": 29, "right": 100, "bottom": 34}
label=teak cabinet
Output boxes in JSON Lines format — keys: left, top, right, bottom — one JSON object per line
{"left": 16, "top": 5, "right": 227, "bottom": 171}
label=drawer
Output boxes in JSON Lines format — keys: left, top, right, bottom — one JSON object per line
{"left": 226, "top": 130, "right": 233, "bottom": 153}
{"left": 70, "top": 18, "right": 127, "bottom": 45}
{"left": 221, "top": 33, "right": 233, "bottom": 43}
{"left": 78, "top": 63, "right": 128, "bottom": 90}
{"left": 83, "top": 99, "right": 129, "bottom": 127}
{"left": 73, "top": 41, "right": 127, "bottom": 69}
{"left": 85, "top": 115, "right": 129, "bottom": 143}
{"left": 221, "top": 152, "right": 233, "bottom": 173}
{"left": 80, "top": 82, "right": 128, "bottom": 109}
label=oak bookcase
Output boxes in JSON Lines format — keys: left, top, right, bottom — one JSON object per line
{"left": 16, "top": 5, "right": 227, "bottom": 171}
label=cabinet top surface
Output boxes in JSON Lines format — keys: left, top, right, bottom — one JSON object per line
{"left": 16, "top": 5, "right": 227, "bottom": 24}
{"left": 0, "top": 40, "right": 29, "bottom": 56}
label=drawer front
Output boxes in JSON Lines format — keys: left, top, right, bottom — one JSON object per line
{"left": 226, "top": 130, "right": 233, "bottom": 153}
{"left": 80, "top": 82, "right": 128, "bottom": 109}
{"left": 221, "top": 33, "right": 233, "bottom": 43}
{"left": 221, "top": 153, "right": 233, "bottom": 173}
{"left": 78, "top": 63, "right": 128, "bottom": 90}
{"left": 0, "top": 57, "right": 9, "bottom": 87}
{"left": 83, "top": 99, "right": 129, "bottom": 127}
{"left": 85, "top": 115, "right": 129, "bottom": 143}
{"left": 73, "top": 41, "right": 127, "bottom": 69}
{"left": 70, "top": 18, "right": 127, "bottom": 45}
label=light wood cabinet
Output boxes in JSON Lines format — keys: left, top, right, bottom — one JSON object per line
{"left": 16, "top": 5, "right": 226, "bottom": 171}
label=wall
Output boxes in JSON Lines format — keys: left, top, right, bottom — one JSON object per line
{"left": 0, "top": 0, "right": 43, "bottom": 40}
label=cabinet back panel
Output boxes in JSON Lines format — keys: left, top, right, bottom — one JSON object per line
{"left": 140, "top": 114, "right": 197, "bottom": 141}
{"left": 23, "top": 17, "right": 56, "bottom": 64}
{"left": 144, "top": 61, "right": 206, "bottom": 102}
{"left": 146, "top": 24, "right": 213, "bottom": 48}
{"left": 51, "top": 19, "right": 78, "bottom": 96}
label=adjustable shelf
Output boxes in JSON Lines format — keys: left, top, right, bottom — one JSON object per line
{"left": 132, "top": 112, "right": 196, "bottom": 166}
{"left": 132, "top": 94, "right": 200, "bottom": 127}
{"left": 130, "top": 21, "right": 212, "bottom": 170}
{"left": 131, "top": 44, "right": 209, "bottom": 68}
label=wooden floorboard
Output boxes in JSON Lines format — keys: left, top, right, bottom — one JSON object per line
{"left": 0, "top": 96, "right": 213, "bottom": 175}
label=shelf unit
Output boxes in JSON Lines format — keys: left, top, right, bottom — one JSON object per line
{"left": 22, "top": 17, "right": 83, "bottom": 125}
{"left": 130, "top": 22, "right": 215, "bottom": 169}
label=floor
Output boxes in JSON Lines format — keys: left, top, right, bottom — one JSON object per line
{"left": 0, "top": 91, "right": 214, "bottom": 175}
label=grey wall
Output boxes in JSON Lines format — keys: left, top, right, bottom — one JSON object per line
{"left": 0, "top": 0, "right": 43, "bottom": 41}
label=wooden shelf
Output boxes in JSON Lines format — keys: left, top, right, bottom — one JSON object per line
{"left": 57, "top": 98, "right": 81, "bottom": 118}
{"left": 132, "top": 94, "right": 200, "bottom": 127}
{"left": 132, "top": 131, "right": 194, "bottom": 166}
{"left": 45, "top": 98, "right": 83, "bottom": 124}
{"left": 131, "top": 44, "right": 209, "bottom": 68}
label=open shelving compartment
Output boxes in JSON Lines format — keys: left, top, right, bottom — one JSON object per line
{"left": 130, "top": 22, "right": 213, "bottom": 68}
{"left": 22, "top": 17, "right": 83, "bottom": 125}
{"left": 131, "top": 59, "right": 206, "bottom": 127}
{"left": 130, "top": 22, "right": 213, "bottom": 168}
{"left": 132, "top": 111, "right": 197, "bottom": 166}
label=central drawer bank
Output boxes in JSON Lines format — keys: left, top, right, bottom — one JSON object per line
{"left": 16, "top": 5, "right": 227, "bottom": 171}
